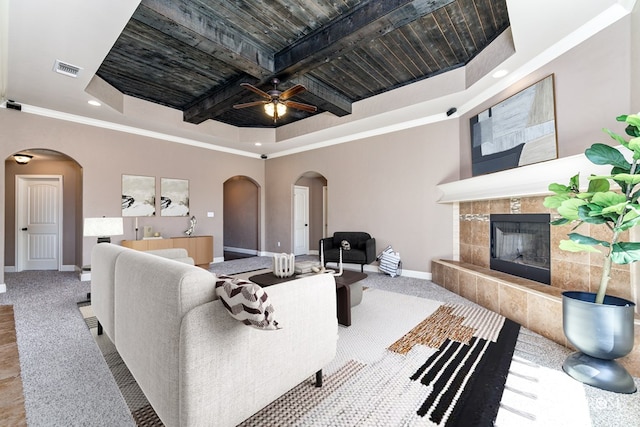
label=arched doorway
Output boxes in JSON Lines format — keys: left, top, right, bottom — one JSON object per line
{"left": 4, "top": 149, "right": 83, "bottom": 271}
{"left": 293, "top": 172, "right": 327, "bottom": 256}
{"left": 223, "top": 176, "right": 260, "bottom": 260}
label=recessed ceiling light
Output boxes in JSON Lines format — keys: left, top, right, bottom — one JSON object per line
{"left": 254, "top": 142, "right": 262, "bottom": 146}
{"left": 492, "top": 69, "right": 509, "bottom": 79}
{"left": 88, "top": 100, "right": 101, "bottom": 107}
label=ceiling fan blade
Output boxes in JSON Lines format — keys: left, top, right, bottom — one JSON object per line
{"left": 240, "top": 83, "right": 271, "bottom": 99}
{"left": 284, "top": 100, "right": 317, "bottom": 113}
{"left": 280, "top": 84, "right": 306, "bottom": 100}
{"left": 233, "top": 100, "right": 268, "bottom": 109}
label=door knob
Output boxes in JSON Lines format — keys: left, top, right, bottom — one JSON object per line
{"left": 21, "top": 227, "right": 28, "bottom": 231}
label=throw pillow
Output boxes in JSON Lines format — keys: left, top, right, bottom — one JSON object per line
{"left": 215, "top": 275, "right": 281, "bottom": 330}
{"left": 341, "top": 240, "right": 351, "bottom": 250}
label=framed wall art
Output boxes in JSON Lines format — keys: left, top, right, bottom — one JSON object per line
{"left": 160, "top": 178, "right": 189, "bottom": 217}
{"left": 470, "top": 74, "right": 557, "bottom": 176}
{"left": 122, "top": 174, "right": 156, "bottom": 217}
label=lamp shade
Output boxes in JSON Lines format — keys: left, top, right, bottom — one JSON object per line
{"left": 84, "top": 217, "right": 124, "bottom": 237}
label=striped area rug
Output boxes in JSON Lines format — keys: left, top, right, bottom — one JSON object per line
{"left": 78, "top": 288, "right": 588, "bottom": 426}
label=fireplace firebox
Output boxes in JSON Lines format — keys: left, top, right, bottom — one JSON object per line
{"left": 490, "top": 214, "right": 551, "bottom": 284}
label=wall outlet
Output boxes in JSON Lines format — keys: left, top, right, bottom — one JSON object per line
{"left": 277, "top": 241, "right": 280, "bottom": 247}
{"left": 207, "top": 212, "right": 214, "bottom": 218}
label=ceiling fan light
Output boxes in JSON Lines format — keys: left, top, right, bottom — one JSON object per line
{"left": 264, "top": 101, "right": 287, "bottom": 118}
{"left": 264, "top": 102, "right": 275, "bottom": 117}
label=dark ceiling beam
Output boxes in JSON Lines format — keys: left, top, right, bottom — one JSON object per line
{"left": 139, "top": 0, "right": 274, "bottom": 78}
{"left": 179, "top": 0, "right": 453, "bottom": 124}
{"left": 289, "top": 75, "right": 352, "bottom": 117}
{"left": 274, "top": 0, "right": 454, "bottom": 77}
{"left": 184, "top": 74, "right": 260, "bottom": 124}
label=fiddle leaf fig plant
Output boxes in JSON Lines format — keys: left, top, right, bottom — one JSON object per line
{"left": 543, "top": 114, "right": 640, "bottom": 304}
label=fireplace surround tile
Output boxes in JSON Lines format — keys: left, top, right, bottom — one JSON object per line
{"left": 499, "top": 285, "right": 528, "bottom": 326}
{"left": 527, "top": 293, "right": 566, "bottom": 346}
{"left": 551, "top": 259, "right": 591, "bottom": 292}
{"left": 477, "top": 276, "right": 500, "bottom": 313}
{"left": 459, "top": 270, "right": 478, "bottom": 302}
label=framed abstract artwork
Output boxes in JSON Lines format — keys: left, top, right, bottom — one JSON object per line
{"left": 122, "top": 175, "right": 156, "bottom": 217}
{"left": 470, "top": 74, "right": 558, "bottom": 176}
{"left": 160, "top": 178, "right": 189, "bottom": 217}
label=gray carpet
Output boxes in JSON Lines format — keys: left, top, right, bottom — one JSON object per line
{"left": 2, "top": 256, "right": 639, "bottom": 426}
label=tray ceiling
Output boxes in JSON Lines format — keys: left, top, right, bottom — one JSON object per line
{"left": 96, "top": 0, "right": 510, "bottom": 128}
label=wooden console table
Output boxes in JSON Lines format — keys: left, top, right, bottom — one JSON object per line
{"left": 121, "top": 235, "right": 213, "bottom": 268}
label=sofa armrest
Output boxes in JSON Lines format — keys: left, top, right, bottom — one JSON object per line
{"left": 145, "top": 248, "right": 195, "bottom": 265}
{"left": 365, "top": 238, "right": 376, "bottom": 263}
{"left": 179, "top": 274, "right": 338, "bottom": 427}
{"left": 91, "top": 243, "right": 130, "bottom": 342}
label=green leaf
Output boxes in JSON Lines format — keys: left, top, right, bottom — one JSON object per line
{"left": 610, "top": 173, "right": 640, "bottom": 185}
{"left": 577, "top": 205, "right": 607, "bottom": 224}
{"left": 550, "top": 218, "right": 570, "bottom": 226}
{"left": 624, "top": 114, "right": 640, "bottom": 128}
{"left": 548, "top": 183, "right": 570, "bottom": 194}
{"left": 543, "top": 194, "right": 569, "bottom": 209}
{"left": 559, "top": 239, "right": 601, "bottom": 253}
{"left": 611, "top": 242, "right": 640, "bottom": 264}
{"left": 604, "top": 128, "right": 630, "bottom": 149}
{"left": 567, "top": 232, "right": 609, "bottom": 247}
{"left": 557, "top": 198, "right": 587, "bottom": 220}
{"left": 629, "top": 136, "right": 640, "bottom": 153}
{"left": 585, "top": 143, "right": 630, "bottom": 169}
{"left": 586, "top": 177, "right": 610, "bottom": 193}
{"left": 618, "top": 213, "right": 640, "bottom": 232}
{"left": 569, "top": 174, "right": 580, "bottom": 191}
{"left": 591, "top": 191, "right": 627, "bottom": 207}
{"left": 601, "top": 202, "right": 627, "bottom": 215}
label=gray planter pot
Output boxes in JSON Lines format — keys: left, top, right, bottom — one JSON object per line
{"left": 562, "top": 291, "right": 636, "bottom": 394}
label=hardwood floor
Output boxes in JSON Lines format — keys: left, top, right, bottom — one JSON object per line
{"left": 0, "top": 305, "right": 27, "bottom": 426}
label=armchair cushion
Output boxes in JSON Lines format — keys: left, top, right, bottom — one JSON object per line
{"left": 215, "top": 275, "right": 281, "bottom": 330}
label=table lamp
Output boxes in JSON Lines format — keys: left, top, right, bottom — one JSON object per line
{"left": 84, "top": 217, "right": 124, "bottom": 243}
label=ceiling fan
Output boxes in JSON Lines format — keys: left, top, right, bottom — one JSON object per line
{"left": 233, "top": 78, "right": 317, "bottom": 122}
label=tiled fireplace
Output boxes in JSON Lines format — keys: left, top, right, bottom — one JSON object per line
{"left": 433, "top": 153, "right": 640, "bottom": 375}
{"left": 459, "top": 196, "right": 634, "bottom": 301}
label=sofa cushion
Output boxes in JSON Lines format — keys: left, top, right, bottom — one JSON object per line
{"left": 215, "top": 276, "right": 281, "bottom": 330}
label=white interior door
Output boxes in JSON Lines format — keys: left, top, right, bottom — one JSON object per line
{"left": 293, "top": 185, "right": 309, "bottom": 255}
{"left": 16, "top": 176, "right": 63, "bottom": 271}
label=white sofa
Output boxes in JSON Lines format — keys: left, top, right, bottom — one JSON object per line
{"left": 91, "top": 243, "right": 338, "bottom": 427}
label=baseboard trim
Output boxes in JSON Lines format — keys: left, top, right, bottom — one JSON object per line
{"left": 61, "top": 265, "right": 76, "bottom": 272}
{"left": 4, "top": 266, "right": 16, "bottom": 273}
{"left": 0, "top": 284, "right": 6, "bottom": 293}
{"left": 223, "top": 246, "right": 258, "bottom": 255}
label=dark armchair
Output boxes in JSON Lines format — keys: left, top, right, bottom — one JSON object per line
{"left": 320, "top": 232, "right": 376, "bottom": 272}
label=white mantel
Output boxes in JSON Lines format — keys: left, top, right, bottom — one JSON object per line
{"left": 436, "top": 147, "right": 625, "bottom": 203}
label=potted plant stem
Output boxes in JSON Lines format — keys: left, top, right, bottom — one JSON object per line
{"left": 543, "top": 114, "right": 639, "bottom": 393}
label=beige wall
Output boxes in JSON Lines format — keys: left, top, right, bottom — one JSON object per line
{"left": 458, "top": 14, "right": 632, "bottom": 179}
{"left": 265, "top": 120, "right": 460, "bottom": 272}
{"left": 1, "top": 110, "right": 265, "bottom": 283}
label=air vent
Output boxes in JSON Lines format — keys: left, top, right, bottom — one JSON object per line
{"left": 53, "top": 59, "right": 82, "bottom": 78}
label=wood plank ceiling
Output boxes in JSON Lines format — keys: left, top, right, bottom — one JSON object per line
{"left": 96, "top": 0, "right": 510, "bottom": 128}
